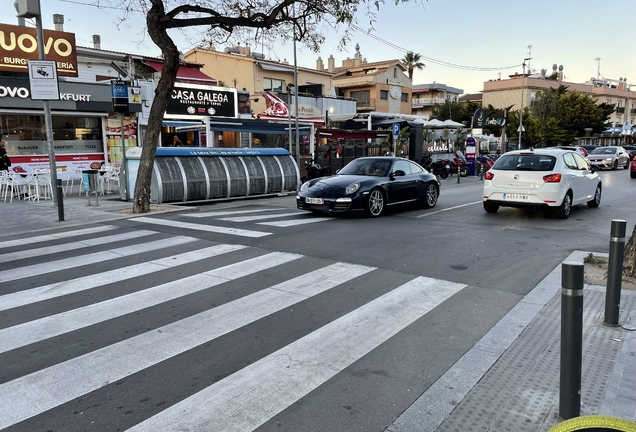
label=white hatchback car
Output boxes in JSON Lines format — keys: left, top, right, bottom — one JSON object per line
{"left": 482, "top": 148, "right": 602, "bottom": 219}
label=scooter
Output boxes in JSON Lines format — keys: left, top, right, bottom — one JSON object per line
{"left": 301, "top": 159, "right": 331, "bottom": 183}
{"left": 451, "top": 151, "right": 468, "bottom": 177}
{"left": 420, "top": 154, "right": 450, "bottom": 179}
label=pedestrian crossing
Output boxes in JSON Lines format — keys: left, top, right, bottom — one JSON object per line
{"left": 132, "top": 207, "right": 337, "bottom": 238}
{"left": 0, "top": 224, "right": 467, "bottom": 431}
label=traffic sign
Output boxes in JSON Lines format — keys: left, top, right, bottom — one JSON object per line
{"left": 27, "top": 60, "right": 59, "bottom": 100}
{"left": 392, "top": 123, "right": 400, "bottom": 137}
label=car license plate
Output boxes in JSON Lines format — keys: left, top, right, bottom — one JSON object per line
{"left": 503, "top": 193, "right": 529, "bottom": 201}
{"left": 306, "top": 197, "right": 324, "bottom": 204}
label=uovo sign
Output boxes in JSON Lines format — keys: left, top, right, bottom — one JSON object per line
{"left": 0, "top": 23, "right": 78, "bottom": 77}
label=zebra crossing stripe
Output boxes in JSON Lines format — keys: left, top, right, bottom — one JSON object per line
{"left": 133, "top": 216, "right": 272, "bottom": 237}
{"left": 259, "top": 217, "right": 333, "bottom": 227}
{"left": 0, "top": 225, "right": 117, "bottom": 250}
{"left": 0, "top": 252, "right": 302, "bottom": 354}
{"left": 0, "top": 261, "right": 373, "bottom": 428}
{"left": 0, "top": 236, "right": 197, "bottom": 283}
{"left": 183, "top": 209, "right": 278, "bottom": 218}
{"left": 128, "top": 276, "right": 467, "bottom": 432}
{"left": 217, "top": 212, "right": 303, "bottom": 222}
{"left": 0, "top": 244, "right": 246, "bottom": 312}
{"left": 0, "top": 230, "right": 156, "bottom": 264}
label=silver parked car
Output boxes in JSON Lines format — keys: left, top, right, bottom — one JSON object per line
{"left": 586, "top": 146, "right": 631, "bottom": 170}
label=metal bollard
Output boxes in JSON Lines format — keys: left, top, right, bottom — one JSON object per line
{"left": 559, "top": 262, "right": 584, "bottom": 421}
{"left": 604, "top": 219, "right": 626, "bottom": 327}
{"left": 457, "top": 168, "right": 460, "bottom": 184}
{"left": 56, "top": 178, "right": 65, "bottom": 222}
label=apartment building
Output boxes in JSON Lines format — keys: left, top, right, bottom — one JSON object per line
{"left": 315, "top": 44, "right": 412, "bottom": 115}
{"left": 411, "top": 83, "right": 463, "bottom": 119}
{"left": 483, "top": 70, "right": 635, "bottom": 129}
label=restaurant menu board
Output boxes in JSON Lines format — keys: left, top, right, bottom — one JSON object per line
{"left": 8, "top": 154, "right": 105, "bottom": 181}
{"left": 105, "top": 113, "right": 137, "bottom": 163}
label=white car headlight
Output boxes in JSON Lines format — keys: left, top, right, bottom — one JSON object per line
{"left": 345, "top": 182, "right": 360, "bottom": 195}
{"left": 605, "top": 157, "right": 613, "bottom": 161}
{"left": 300, "top": 181, "right": 310, "bottom": 191}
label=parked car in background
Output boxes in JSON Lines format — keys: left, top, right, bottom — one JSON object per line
{"left": 482, "top": 148, "right": 601, "bottom": 219}
{"left": 623, "top": 144, "right": 636, "bottom": 160}
{"left": 551, "top": 145, "right": 588, "bottom": 157}
{"left": 580, "top": 145, "right": 599, "bottom": 156}
{"left": 297, "top": 157, "right": 440, "bottom": 217}
{"left": 586, "top": 146, "right": 631, "bottom": 170}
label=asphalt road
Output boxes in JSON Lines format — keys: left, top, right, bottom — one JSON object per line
{"left": 1, "top": 168, "right": 634, "bottom": 432}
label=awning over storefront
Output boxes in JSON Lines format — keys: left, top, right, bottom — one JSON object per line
{"left": 317, "top": 128, "right": 390, "bottom": 140}
{"left": 145, "top": 61, "right": 217, "bottom": 84}
{"left": 257, "top": 63, "right": 294, "bottom": 73}
{"left": 208, "top": 118, "right": 313, "bottom": 136}
{"left": 162, "top": 120, "right": 203, "bottom": 128}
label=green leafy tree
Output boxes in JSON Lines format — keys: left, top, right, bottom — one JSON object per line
{"left": 111, "top": 0, "right": 428, "bottom": 213}
{"left": 401, "top": 51, "right": 425, "bottom": 81}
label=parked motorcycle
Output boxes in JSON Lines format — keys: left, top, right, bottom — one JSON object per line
{"left": 301, "top": 159, "right": 331, "bottom": 183}
{"left": 420, "top": 154, "right": 450, "bottom": 179}
{"left": 449, "top": 151, "right": 468, "bottom": 177}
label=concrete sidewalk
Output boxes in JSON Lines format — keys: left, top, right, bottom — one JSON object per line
{"left": 388, "top": 250, "right": 636, "bottom": 432}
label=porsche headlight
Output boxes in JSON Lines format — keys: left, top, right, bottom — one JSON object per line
{"left": 345, "top": 182, "right": 360, "bottom": 195}
{"left": 300, "top": 181, "right": 310, "bottom": 191}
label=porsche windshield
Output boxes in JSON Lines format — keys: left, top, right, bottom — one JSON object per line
{"left": 338, "top": 159, "right": 392, "bottom": 176}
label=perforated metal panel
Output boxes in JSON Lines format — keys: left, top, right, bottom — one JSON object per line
{"left": 241, "top": 157, "right": 266, "bottom": 195}
{"left": 259, "top": 157, "right": 282, "bottom": 193}
{"left": 276, "top": 155, "right": 299, "bottom": 191}
{"left": 178, "top": 157, "right": 207, "bottom": 201}
{"left": 223, "top": 157, "right": 248, "bottom": 197}
{"left": 200, "top": 158, "right": 229, "bottom": 198}
{"left": 154, "top": 158, "right": 184, "bottom": 202}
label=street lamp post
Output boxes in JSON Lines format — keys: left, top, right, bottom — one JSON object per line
{"left": 518, "top": 57, "right": 532, "bottom": 150}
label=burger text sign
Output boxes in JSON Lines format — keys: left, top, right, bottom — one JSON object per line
{"left": 166, "top": 83, "right": 237, "bottom": 118}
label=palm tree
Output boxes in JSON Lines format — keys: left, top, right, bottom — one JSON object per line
{"left": 402, "top": 51, "right": 425, "bottom": 80}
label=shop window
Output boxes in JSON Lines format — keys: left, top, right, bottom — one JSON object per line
{"left": 0, "top": 114, "right": 104, "bottom": 155}
{"left": 380, "top": 90, "right": 388, "bottom": 100}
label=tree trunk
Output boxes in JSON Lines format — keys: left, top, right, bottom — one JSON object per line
{"left": 624, "top": 224, "right": 636, "bottom": 277}
{"left": 132, "top": 0, "right": 180, "bottom": 213}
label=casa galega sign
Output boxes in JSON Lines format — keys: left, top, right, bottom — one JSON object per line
{"left": 166, "top": 83, "right": 237, "bottom": 118}
{"left": 0, "top": 23, "right": 78, "bottom": 77}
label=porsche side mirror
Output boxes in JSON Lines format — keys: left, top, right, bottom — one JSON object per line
{"left": 391, "top": 170, "right": 406, "bottom": 177}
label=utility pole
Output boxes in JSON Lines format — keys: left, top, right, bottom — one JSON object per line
{"left": 518, "top": 58, "right": 532, "bottom": 150}
{"left": 595, "top": 57, "right": 601, "bottom": 79}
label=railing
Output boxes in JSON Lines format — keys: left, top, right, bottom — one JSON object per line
{"left": 353, "top": 97, "right": 376, "bottom": 109}
{"left": 412, "top": 97, "right": 447, "bottom": 106}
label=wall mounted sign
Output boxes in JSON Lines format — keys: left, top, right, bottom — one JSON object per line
{"left": 166, "top": 83, "right": 237, "bottom": 118}
{"left": 0, "top": 23, "right": 78, "bottom": 77}
{"left": 28, "top": 60, "right": 59, "bottom": 100}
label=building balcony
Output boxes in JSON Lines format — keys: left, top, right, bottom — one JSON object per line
{"left": 354, "top": 97, "right": 376, "bottom": 110}
{"left": 412, "top": 97, "right": 447, "bottom": 107}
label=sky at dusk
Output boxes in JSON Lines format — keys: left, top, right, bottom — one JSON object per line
{"left": 2, "top": 0, "right": 635, "bottom": 95}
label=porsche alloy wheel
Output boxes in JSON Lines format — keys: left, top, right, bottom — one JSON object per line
{"left": 422, "top": 183, "right": 439, "bottom": 209}
{"left": 366, "top": 188, "right": 385, "bottom": 217}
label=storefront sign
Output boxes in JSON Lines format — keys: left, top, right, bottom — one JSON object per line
{"left": 166, "top": 83, "right": 237, "bottom": 118}
{"left": 0, "top": 23, "right": 78, "bottom": 77}
{"left": 289, "top": 103, "right": 322, "bottom": 118}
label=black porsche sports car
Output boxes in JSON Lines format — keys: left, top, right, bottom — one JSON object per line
{"left": 296, "top": 157, "right": 440, "bottom": 217}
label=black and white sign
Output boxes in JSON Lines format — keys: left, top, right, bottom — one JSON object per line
{"left": 27, "top": 60, "right": 60, "bottom": 101}
{"left": 166, "top": 83, "right": 237, "bottom": 118}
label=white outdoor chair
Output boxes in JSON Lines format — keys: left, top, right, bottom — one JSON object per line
{"left": 67, "top": 168, "right": 84, "bottom": 196}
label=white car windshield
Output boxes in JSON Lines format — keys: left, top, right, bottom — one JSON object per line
{"left": 338, "top": 159, "right": 392, "bottom": 176}
{"left": 492, "top": 154, "right": 557, "bottom": 171}
{"left": 590, "top": 147, "right": 617, "bottom": 155}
